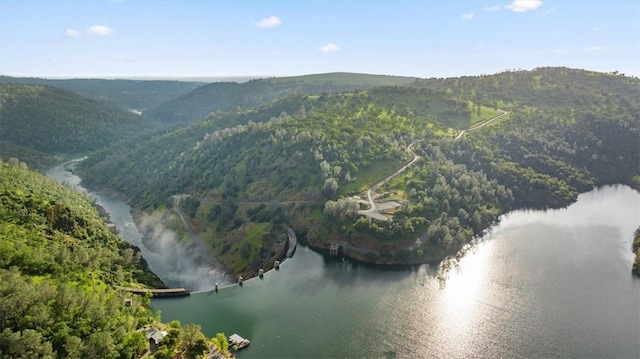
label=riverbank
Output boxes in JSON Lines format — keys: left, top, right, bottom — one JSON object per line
{"left": 306, "top": 230, "right": 460, "bottom": 268}
{"left": 46, "top": 159, "right": 232, "bottom": 291}
{"left": 152, "top": 185, "right": 640, "bottom": 359}
{"left": 53, "top": 157, "right": 297, "bottom": 288}
{"left": 307, "top": 183, "right": 640, "bottom": 270}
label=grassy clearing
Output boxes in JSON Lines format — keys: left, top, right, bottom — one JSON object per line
{"left": 469, "top": 104, "right": 502, "bottom": 125}
{"left": 340, "top": 158, "right": 403, "bottom": 195}
{"left": 485, "top": 111, "right": 511, "bottom": 127}
{"left": 231, "top": 222, "right": 271, "bottom": 273}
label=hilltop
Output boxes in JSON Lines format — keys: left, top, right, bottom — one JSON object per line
{"left": 2, "top": 67, "right": 638, "bottom": 276}
{"left": 144, "top": 72, "right": 418, "bottom": 123}
{"left": 73, "top": 68, "right": 639, "bottom": 275}
{"left": 0, "top": 76, "right": 202, "bottom": 111}
{"left": 0, "top": 83, "right": 162, "bottom": 169}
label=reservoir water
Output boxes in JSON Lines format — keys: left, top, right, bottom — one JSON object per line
{"left": 45, "top": 162, "right": 640, "bottom": 358}
{"left": 154, "top": 185, "right": 640, "bottom": 358}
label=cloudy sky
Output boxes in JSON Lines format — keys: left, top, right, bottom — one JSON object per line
{"left": 1, "top": 0, "right": 639, "bottom": 79}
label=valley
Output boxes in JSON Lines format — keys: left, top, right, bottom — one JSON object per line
{"left": 2, "top": 68, "right": 639, "bottom": 280}
{"left": 2, "top": 1, "right": 639, "bottom": 357}
{"left": 2, "top": 67, "right": 639, "bottom": 359}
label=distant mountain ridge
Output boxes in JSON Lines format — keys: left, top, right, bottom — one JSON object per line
{"left": 0, "top": 75, "right": 203, "bottom": 111}
{"left": 0, "top": 84, "right": 160, "bottom": 163}
{"left": 74, "top": 67, "right": 640, "bottom": 271}
{"left": 144, "top": 72, "right": 419, "bottom": 123}
{"left": 414, "top": 67, "right": 640, "bottom": 109}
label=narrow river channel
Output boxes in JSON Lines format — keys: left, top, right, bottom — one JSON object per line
{"left": 46, "top": 162, "right": 640, "bottom": 358}
{"left": 46, "top": 159, "right": 231, "bottom": 290}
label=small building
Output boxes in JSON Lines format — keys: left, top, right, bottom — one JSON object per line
{"left": 228, "top": 334, "right": 250, "bottom": 350}
{"left": 143, "top": 327, "right": 168, "bottom": 352}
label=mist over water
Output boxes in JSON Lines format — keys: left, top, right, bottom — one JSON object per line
{"left": 46, "top": 159, "right": 232, "bottom": 291}
{"left": 136, "top": 213, "right": 232, "bottom": 290}
{"left": 154, "top": 185, "right": 640, "bottom": 358}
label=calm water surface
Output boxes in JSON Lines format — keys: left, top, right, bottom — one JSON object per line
{"left": 45, "top": 162, "right": 640, "bottom": 359}
{"left": 154, "top": 185, "right": 640, "bottom": 358}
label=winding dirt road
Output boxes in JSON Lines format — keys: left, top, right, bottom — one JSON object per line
{"left": 359, "top": 142, "right": 420, "bottom": 220}
{"left": 359, "top": 110, "right": 508, "bottom": 220}
{"left": 454, "top": 109, "right": 508, "bottom": 140}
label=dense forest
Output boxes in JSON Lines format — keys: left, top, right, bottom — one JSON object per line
{"left": 144, "top": 72, "right": 418, "bottom": 123}
{"left": 2, "top": 67, "right": 638, "bottom": 276}
{"left": 0, "top": 76, "right": 202, "bottom": 111}
{"left": 0, "top": 84, "right": 164, "bottom": 170}
{"left": 0, "top": 159, "right": 232, "bottom": 358}
{"left": 72, "top": 68, "right": 640, "bottom": 272}
{"left": 77, "top": 85, "right": 495, "bottom": 273}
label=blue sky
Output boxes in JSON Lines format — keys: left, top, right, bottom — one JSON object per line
{"left": 1, "top": 0, "right": 639, "bottom": 79}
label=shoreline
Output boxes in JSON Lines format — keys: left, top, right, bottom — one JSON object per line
{"left": 306, "top": 183, "right": 640, "bottom": 269}
{"left": 58, "top": 157, "right": 640, "bottom": 283}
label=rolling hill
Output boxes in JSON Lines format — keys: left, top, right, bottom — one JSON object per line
{"left": 75, "top": 68, "right": 640, "bottom": 272}
{"left": 0, "top": 159, "right": 227, "bottom": 358}
{"left": 0, "top": 76, "right": 203, "bottom": 111}
{"left": 4, "top": 67, "right": 637, "bottom": 274}
{"left": 0, "top": 84, "right": 162, "bottom": 167}
{"left": 144, "top": 72, "right": 418, "bottom": 123}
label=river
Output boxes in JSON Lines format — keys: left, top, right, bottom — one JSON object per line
{"left": 45, "top": 159, "right": 231, "bottom": 290}
{"left": 45, "top": 161, "right": 640, "bottom": 358}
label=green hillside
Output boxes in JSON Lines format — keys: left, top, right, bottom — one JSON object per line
{"left": 0, "top": 84, "right": 161, "bottom": 165}
{"left": 144, "top": 72, "right": 418, "bottom": 123}
{"left": 0, "top": 158, "right": 161, "bottom": 357}
{"left": 0, "top": 159, "right": 230, "bottom": 358}
{"left": 414, "top": 67, "right": 640, "bottom": 109}
{"left": 78, "top": 86, "right": 484, "bottom": 274}
{"left": 76, "top": 68, "right": 640, "bottom": 271}
{"left": 78, "top": 86, "right": 476, "bottom": 206}
{"left": 0, "top": 76, "right": 202, "bottom": 111}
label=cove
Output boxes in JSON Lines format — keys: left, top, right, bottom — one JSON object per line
{"left": 153, "top": 185, "right": 640, "bottom": 358}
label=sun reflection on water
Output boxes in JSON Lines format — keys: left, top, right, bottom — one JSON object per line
{"left": 433, "top": 240, "right": 494, "bottom": 356}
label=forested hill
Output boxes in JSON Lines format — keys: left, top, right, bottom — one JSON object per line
{"left": 76, "top": 67, "right": 640, "bottom": 270}
{"left": 413, "top": 67, "right": 640, "bottom": 109}
{"left": 0, "top": 84, "right": 161, "bottom": 166}
{"left": 0, "top": 159, "right": 228, "bottom": 358}
{"left": 78, "top": 86, "right": 482, "bottom": 208}
{"left": 144, "top": 72, "right": 418, "bottom": 123}
{"left": 0, "top": 158, "right": 162, "bottom": 357}
{"left": 0, "top": 76, "right": 202, "bottom": 111}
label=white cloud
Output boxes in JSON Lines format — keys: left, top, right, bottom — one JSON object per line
{"left": 256, "top": 16, "right": 282, "bottom": 28}
{"left": 484, "top": 5, "right": 501, "bottom": 11}
{"left": 461, "top": 13, "right": 474, "bottom": 20}
{"left": 86, "top": 25, "right": 114, "bottom": 36}
{"left": 583, "top": 46, "right": 606, "bottom": 52}
{"left": 506, "top": 0, "right": 543, "bottom": 12}
{"left": 65, "top": 29, "right": 80, "bottom": 38}
{"left": 320, "top": 43, "right": 339, "bottom": 53}
{"left": 593, "top": 27, "right": 600, "bottom": 32}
